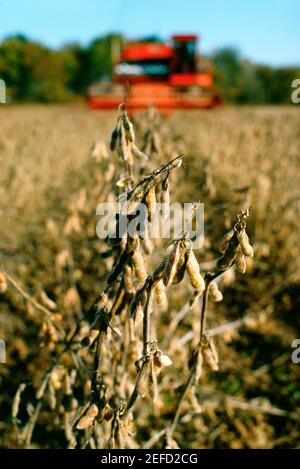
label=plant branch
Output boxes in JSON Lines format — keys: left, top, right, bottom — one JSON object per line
{"left": 5, "top": 272, "right": 53, "bottom": 319}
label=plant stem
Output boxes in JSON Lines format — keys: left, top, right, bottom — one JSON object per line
{"left": 199, "top": 285, "right": 209, "bottom": 342}
{"left": 169, "top": 363, "right": 196, "bottom": 437}
{"left": 122, "top": 287, "right": 153, "bottom": 417}
{"left": 169, "top": 269, "right": 225, "bottom": 439}
{"left": 5, "top": 272, "right": 53, "bottom": 319}
{"left": 200, "top": 270, "right": 225, "bottom": 341}
{"left": 143, "top": 287, "right": 153, "bottom": 356}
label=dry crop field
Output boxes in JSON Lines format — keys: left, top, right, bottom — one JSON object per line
{"left": 0, "top": 104, "right": 299, "bottom": 449}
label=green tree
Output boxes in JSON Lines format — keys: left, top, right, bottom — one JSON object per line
{"left": 255, "top": 65, "right": 275, "bottom": 103}
{"left": 87, "top": 34, "right": 123, "bottom": 83}
{"left": 212, "top": 48, "right": 244, "bottom": 102}
{"left": 57, "top": 44, "right": 82, "bottom": 96}
{"left": 236, "top": 60, "right": 265, "bottom": 104}
{"left": 22, "top": 42, "right": 69, "bottom": 102}
{"left": 0, "top": 35, "right": 70, "bottom": 102}
{"left": 0, "top": 35, "right": 28, "bottom": 100}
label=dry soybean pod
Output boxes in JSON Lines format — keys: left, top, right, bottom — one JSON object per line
{"left": 163, "top": 241, "right": 181, "bottom": 287}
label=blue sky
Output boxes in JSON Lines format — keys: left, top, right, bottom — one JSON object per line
{"left": 0, "top": 0, "right": 299, "bottom": 66}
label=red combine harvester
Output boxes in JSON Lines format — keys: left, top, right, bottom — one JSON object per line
{"left": 87, "top": 34, "right": 222, "bottom": 112}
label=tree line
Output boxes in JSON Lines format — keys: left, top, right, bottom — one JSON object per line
{"left": 0, "top": 34, "right": 298, "bottom": 104}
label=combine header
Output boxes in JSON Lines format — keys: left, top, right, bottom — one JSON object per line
{"left": 87, "top": 34, "right": 222, "bottom": 112}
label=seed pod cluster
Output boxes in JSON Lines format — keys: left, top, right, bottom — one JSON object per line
{"left": 195, "top": 350, "right": 203, "bottom": 381}
{"left": 217, "top": 214, "right": 254, "bottom": 274}
{"left": 123, "top": 263, "right": 135, "bottom": 296}
{"left": 153, "top": 349, "right": 172, "bottom": 373}
{"left": 154, "top": 279, "right": 167, "bottom": 306}
{"left": 237, "top": 229, "right": 254, "bottom": 258}
{"left": 163, "top": 241, "right": 181, "bottom": 287}
{"left": 235, "top": 245, "right": 247, "bottom": 273}
{"left": 219, "top": 229, "right": 235, "bottom": 254}
{"left": 131, "top": 249, "right": 147, "bottom": 284}
{"left": 145, "top": 185, "right": 156, "bottom": 222}
{"left": 173, "top": 242, "right": 189, "bottom": 284}
{"left": 118, "top": 413, "right": 135, "bottom": 448}
{"left": 186, "top": 248, "right": 205, "bottom": 295}
{"left": 131, "top": 143, "right": 148, "bottom": 161}
{"left": 76, "top": 403, "right": 99, "bottom": 430}
{"left": 202, "top": 335, "right": 219, "bottom": 371}
{"left": 217, "top": 230, "right": 239, "bottom": 270}
{"left": 152, "top": 259, "right": 166, "bottom": 282}
{"left": 135, "top": 344, "right": 173, "bottom": 404}
{"left": 209, "top": 281, "right": 223, "bottom": 302}
{"left": 40, "top": 319, "right": 59, "bottom": 348}
{"left": 137, "top": 364, "right": 149, "bottom": 398}
{"left": 123, "top": 110, "right": 135, "bottom": 143}
{"left": 110, "top": 106, "right": 148, "bottom": 168}
{"left": 127, "top": 233, "right": 140, "bottom": 253}
{"left": 106, "top": 150, "right": 184, "bottom": 300}
{"left": 119, "top": 125, "right": 133, "bottom": 165}
{"left": 141, "top": 237, "right": 205, "bottom": 305}
{"left": 50, "top": 369, "right": 64, "bottom": 392}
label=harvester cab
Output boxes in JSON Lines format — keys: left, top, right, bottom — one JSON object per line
{"left": 87, "top": 34, "right": 221, "bottom": 112}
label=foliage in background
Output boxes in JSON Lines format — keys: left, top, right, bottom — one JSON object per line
{"left": 212, "top": 48, "right": 300, "bottom": 104}
{"left": 0, "top": 33, "right": 299, "bottom": 103}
